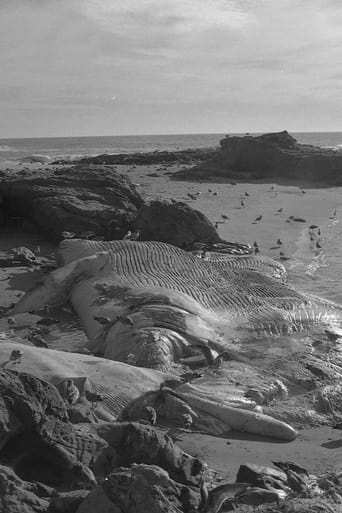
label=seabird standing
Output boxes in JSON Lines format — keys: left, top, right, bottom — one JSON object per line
{"left": 61, "top": 379, "right": 80, "bottom": 405}
{"left": 142, "top": 405, "right": 157, "bottom": 425}
{"left": 85, "top": 390, "right": 104, "bottom": 409}
{"left": 10, "top": 349, "right": 23, "bottom": 364}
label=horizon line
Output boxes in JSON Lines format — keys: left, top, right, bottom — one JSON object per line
{"left": 1, "top": 129, "right": 342, "bottom": 141}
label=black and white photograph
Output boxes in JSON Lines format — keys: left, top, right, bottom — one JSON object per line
{"left": 1, "top": 1, "right": 342, "bottom": 512}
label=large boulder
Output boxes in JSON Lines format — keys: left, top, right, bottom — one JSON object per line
{"left": 134, "top": 200, "right": 220, "bottom": 249}
{"left": 0, "top": 369, "right": 204, "bottom": 510}
{"left": 93, "top": 422, "right": 204, "bottom": 486}
{"left": 0, "top": 465, "right": 50, "bottom": 513}
{"left": 0, "top": 165, "right": 144, "bottom": 240}
{"left": 174, "top": 131, "right": 342, "bottom": 184}
{"left": 77, "top": 464, "right": 200, "bottom": 513}
{"left": 0, "top": 370, "right": 108, "bottom": 490}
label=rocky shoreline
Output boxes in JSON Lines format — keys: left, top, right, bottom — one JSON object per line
{"left": 173, "top": 131, "right": 342, "bottom": 185}
{"left": 53, "top": 146, "right": 218, "bottom": 166}
{"left": 1, "top": 132, "right": 342, "bottom": 512}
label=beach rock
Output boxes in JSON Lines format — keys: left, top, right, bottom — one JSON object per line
{"left": 174, "top": 131, "right": 342, "bottom": 184}
{"left": 49, "top": 490, "right": 90, "bottom": 513}
{"left": 0, "top": 370, "right": 108, "bottom": 489}
{"left": 59, "top": 147, "right": 217, "bottom": 166}
{"left": 77, "top": 464, "right": 199, "bottom": 513}
{"left": 0, "top": 165, "right": 144, "bottom": 240}
{"left": 93, "top": 421, "right": 204, "bottom": 485}
{"left": 0, "top": 464, "right": 50, "bottom": 513}
{"left": 134, "top": 200, "right": 220, "bottom": 249}
{"left": 67, "top": 404, "right": 100, "bottom": 424}
{"left": 236, "top": 463, "right": 288, "bottom": 489}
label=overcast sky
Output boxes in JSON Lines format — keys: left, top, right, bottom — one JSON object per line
{"left": 1, "top": 0, "right": 342, "bottom": 137}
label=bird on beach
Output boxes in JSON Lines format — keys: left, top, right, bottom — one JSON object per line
{"left": 324, "top": 329, "right": 341, "bottom": 342}
{"left": 254, "top": 215, "right": 262, "bottom": 222}
{"left": 187, "top": 192, "right": 197, "bottom": 200}
{"left": 7, "top": 317, "right": 16, "bottom": 327}
{"left": 28, "top": 332, "right": 48, "bottom": 348}
{"left": 316, "top": 241, "right": 322, "bottom": 249}
{"left": 182, "top": 413, "right": 193, "bottom": 429}
{"left": 10, "top": 349, "right": 23, "bottom": 364}
{"left": 79, "top": 231, "right": 96, "bottom": 240}
{"left": 240, "top": 200, "right": 245, "bottom": 207}
{"left": 93, "top": 315, "right": 112, "bottom": 325}
{"left": 214, "top": 222, "right": 219, "bottom": 229}
{"left": 61, "top": 379, "right": 80, "bottom": 405}
{"left": 221, "top": 214, "right": 229, "bottom": 220}
{"left": 245, "top": 191, "right": 250, "bottom": 196}
{"left": 142, "top": 405, "right": 157, "bottom": 425}
{"left": 61, "top": 231, "right": 76, "bottom": 239}
{"left": 129, "top": 230, "right": 140, "bottom": 241}
{"left": 123, "top": 230, "right": 132, "bottom": 240}
{"left": 276, "top": 238, "right": 283, "bottom": 245}
{"left": 276, "top": 208, "right": 283, "bottom": 213}
{"left": 116, "top": 315, "right": 134, "bottom": 327}
{"left": 253, "top": 241, "right": 260, "bottom": 255}
{"left": 85, "top": 390, "right": 103, "bottom": 409}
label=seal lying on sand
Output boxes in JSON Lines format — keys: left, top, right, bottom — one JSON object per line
{"left": 13, "top": 239, "right": 342, "bottom": 373}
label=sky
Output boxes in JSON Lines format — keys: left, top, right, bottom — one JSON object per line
{"left": 1, "top": 0, "right": 342, "bottom": 137}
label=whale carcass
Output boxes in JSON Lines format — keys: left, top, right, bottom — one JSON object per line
{"left": 14, "top": 239, "right": 342, "bottom": 371}
{"left": 11, "top": 238, "right": 342, "bottom": 441}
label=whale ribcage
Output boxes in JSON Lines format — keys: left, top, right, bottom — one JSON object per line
{"left": 57, "top": 239, "right": 342, "bottom": 333}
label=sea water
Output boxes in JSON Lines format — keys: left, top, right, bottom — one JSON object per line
{"left": 1, "top": 131, "right": 342, "bottom": 163}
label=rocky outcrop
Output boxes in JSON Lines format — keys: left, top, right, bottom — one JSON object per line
{"left": 134, "top": 200, "right": 220, "bottom": 249}
{"left": 55, "top": 147, "right": 217, "bottom": 166}
{"left": 0, "top": 165, "right": 144, "bottom": 240}
{"left": 0, "top": 464, "right": 50, "bottom": 513}
{"left": 173, "top": 131, "right": 342, "bottom": 184}
{"left": 93, "top": 422, "right": 204, "bottom": 486}
{"left": 0, "top": 369, "right": 204, "bottom": 510}
{"left": 0, "top": 370, "right": 106, "bottom": 490}
{"left": 77, "top": 464, "right": 200, "bottom": 513}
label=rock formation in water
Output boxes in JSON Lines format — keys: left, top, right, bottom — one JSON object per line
{"left": 54, "top": 147, "right": 218, "bottom": 166}
{"left": 173, "top": 131, "right": 342, "bottom": 184}
{"left": 0, "top": 165, "right": 144, "bottom": 240}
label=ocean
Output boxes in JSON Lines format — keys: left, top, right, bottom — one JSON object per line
{"left": 1, "top": 132, "right": 342, "bottom": 163}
